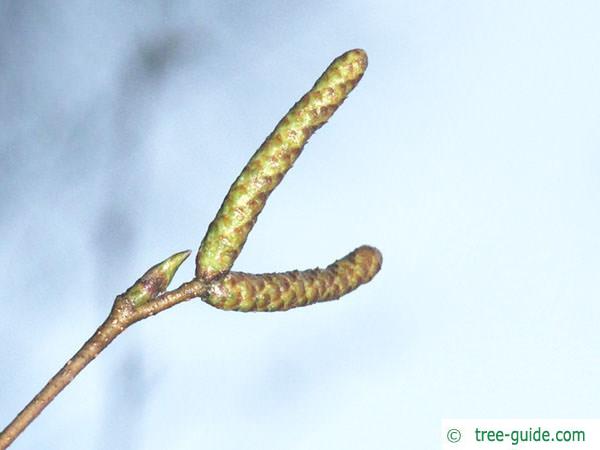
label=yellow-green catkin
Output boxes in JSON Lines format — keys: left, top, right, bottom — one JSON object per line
{"left": 203, "top": 245, "right": 382, "bottom": 312}
{"left": 196, "top": 49, "right": 369, "bottom": 281}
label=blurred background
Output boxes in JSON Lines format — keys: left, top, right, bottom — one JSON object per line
{"left": 1, "top": 1, "right": 599, "bottom": 449}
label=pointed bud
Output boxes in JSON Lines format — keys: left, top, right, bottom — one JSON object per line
{"left": 124, "top": 250, "right": 191, "bottom": 307}
{"left": 204, "top": 245, "right": 382, "bottom": 312}
{"left": 196, "top": 49, "right": 369, "bottom": 281}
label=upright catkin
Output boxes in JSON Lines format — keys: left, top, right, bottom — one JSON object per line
{"left": 204, "top": 246, "right": 382, "bottom": 312}
{"left": 196, "top": 49, "right": 368, "bottom": 281}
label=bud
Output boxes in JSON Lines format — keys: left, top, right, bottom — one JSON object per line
{"left": 124, "top": 250, "right": 191, "bottom": 307}
{"left": 196, "top": 49, "right": 369, "bottom": 281}
{"left": 204, "top": 245, "right": 382, "bottom": 312}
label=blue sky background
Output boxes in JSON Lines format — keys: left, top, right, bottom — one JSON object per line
{"left": 1, "top": 1, "right": 599, "bottom": 449}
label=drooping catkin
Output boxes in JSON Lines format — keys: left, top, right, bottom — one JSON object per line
{"left": 203, "top": 245, "right": 382, "bottom": 312}
{"left": 195, "top": 49, "right": 368, "bottom": 281}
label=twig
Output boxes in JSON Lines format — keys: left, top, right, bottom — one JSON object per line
{"left": 0, "top": 270, "right": 207, "bottom": 449}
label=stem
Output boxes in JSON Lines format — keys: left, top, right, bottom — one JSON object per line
{"left": 0, "top": 279, "right": 207, "bottom": 449}
{"left": 0, "top": 313, "right": 125, "bottom": 449}
{"left": 133, "top": 280, "right": 206, "bottom": 320}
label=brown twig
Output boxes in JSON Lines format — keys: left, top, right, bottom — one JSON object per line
{"left": 0, "top": 280, "right": 208, "bottom": 449}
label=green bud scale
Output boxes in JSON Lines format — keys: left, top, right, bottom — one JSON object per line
{"left": 123, "top": 250, "right": 191, "bottom": 307}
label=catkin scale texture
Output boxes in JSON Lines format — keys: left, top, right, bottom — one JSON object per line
{"left": 204, "top": 245, "right": 382, "bottom": 312}
{"left": 196, "top": 49, "right": 368, "bottom": 280}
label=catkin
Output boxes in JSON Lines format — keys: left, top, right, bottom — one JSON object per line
{"left": 196, "top": 49, "right": 369, "bottom": 281}
{"left": 203, "top": 245, "right": 382, "bottom": 312}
